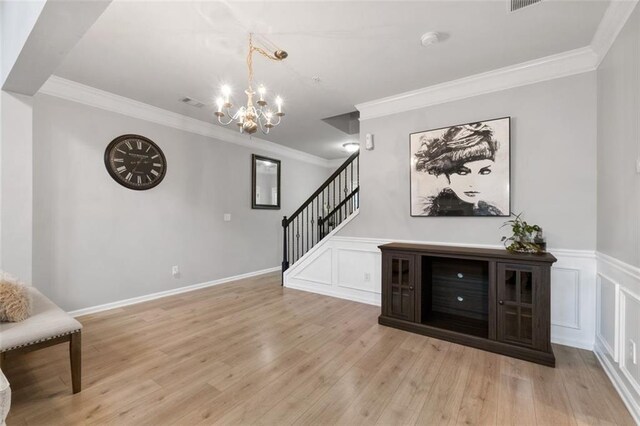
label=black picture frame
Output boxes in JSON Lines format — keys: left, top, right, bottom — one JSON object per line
{"left": 251, "top": 154, "right": 281, "bottom": 210}
{"left": 409, "top": 116, "right": 511, "bottom": 217}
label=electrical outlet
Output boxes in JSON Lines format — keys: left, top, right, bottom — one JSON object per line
{"left": 224, "top": 213, "right": 231, "bottom": 222}
{"left": 630, "top": 340, "right": 637, "bottom": 365}
{"left": 172, "top": 265, "right": 180, "bottom": 278}
{"left": 636, "top": 158, "right": 640, "bottom": 174}
{"left": 364, "top": 272, "right": 371, "bottom": 282}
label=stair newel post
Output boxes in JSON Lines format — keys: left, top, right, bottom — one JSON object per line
{"left": 281, "top": 216, "right": 289, "bottom": 280}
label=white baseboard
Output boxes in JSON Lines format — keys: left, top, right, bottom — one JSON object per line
{"left": 68, "top": 266, "right": 280, "bottom": 317}
{"left": 285, "top": 280, "right": 380, "bottom": 306}
{"left": 551, "top": 335, "right": 594, "bottom": 351}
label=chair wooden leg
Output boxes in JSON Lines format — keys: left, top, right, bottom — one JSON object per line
{"left": 70, "top": 332, "right": 82, "bottom": 393}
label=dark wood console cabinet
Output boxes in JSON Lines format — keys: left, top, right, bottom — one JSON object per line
{"left": 379, "top": 243, "right": 557, "bottom": 366}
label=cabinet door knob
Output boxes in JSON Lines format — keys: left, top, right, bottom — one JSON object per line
{"left": 409, "top": 286, "right": 414, "bottom": 291}
{"left": 498, "top": 300, "right": 504, "bottom": 305}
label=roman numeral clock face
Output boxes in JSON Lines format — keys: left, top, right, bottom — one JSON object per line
{"left": 104, "top": 135, "right": 166, "bottom": 190}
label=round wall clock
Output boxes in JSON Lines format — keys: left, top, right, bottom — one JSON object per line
{"left": 104, "top": 134, "right": 167, "bottom": 190}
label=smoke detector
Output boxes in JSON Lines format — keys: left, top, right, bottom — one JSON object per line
{"left": 180, "top": 97, "right": 205, "bottom": 108}
{"left": 509, "top": 0, "right": 542, "bottom": 12}
{"left": 421, "top": 32, "right": 440, "bottom": 47}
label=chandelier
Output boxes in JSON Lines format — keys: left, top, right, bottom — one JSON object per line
{"left": 215, "top": 34, "right": 288, "bottom": 135}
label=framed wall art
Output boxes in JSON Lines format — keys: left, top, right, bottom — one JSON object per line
{"left": 410, "top": 117, "right": 510, "bottom": 217}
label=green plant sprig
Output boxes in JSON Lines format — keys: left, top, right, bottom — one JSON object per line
{"left": 501, "top": 212, "right": 544, "bottom": 254}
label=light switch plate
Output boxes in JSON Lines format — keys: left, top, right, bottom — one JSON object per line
{"left": 365, "top": 133, "right": 374, "bottom": 150}
{"left": 224, "top": 214, "right": 231, "bottom": 222}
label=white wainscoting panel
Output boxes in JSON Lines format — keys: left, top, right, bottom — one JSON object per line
{"left": 336, "top": 247, "right": 380, "bottom": 293}
{"left": 597, "top": 274, "right": 619, "bottom": 361}
{"left": 285, "top": 236, "right": 596, "bottom": 350}
{"left": 595, "top": 252, "right": 640, "bottom": 424}
{"left": 620, "top": 288, "right": 640, "bottom": 396}
{"left": 296, "top": 246, "right": 333, "bottom": 286}
{"left": 551, "top": 268, "right": 580, "bottom": 329}
{"left": 549, "top": 252, "right": 597, "bottom": 350}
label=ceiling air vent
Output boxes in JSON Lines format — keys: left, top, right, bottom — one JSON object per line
{"left": 509, "top": 0, "right": 542, "bottom": 12}
{"left": 180, "top": 97, "right": 205, "bottom": 108}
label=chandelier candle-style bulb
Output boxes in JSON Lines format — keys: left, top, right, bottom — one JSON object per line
{"left": 221, "top": 85, "right": 232, "bottom": 107}
{"left": 213, "top": 33, "right": 287, "bottom": 135}
{"left": 265, "top": 111, "right": 274, "bottom": 129}
{"left": 257, "top": 86, "right": 267, "bottom": 106}
{"left": 215, "top": 98, "right": 224, "bottom": 116}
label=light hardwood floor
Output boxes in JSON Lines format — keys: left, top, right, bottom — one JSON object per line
{"left": 4, "top": 272, "right": 635, "bottom": 425}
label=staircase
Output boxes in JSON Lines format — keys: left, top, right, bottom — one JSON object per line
{"left": 282, "top": 152, "right": 359, "bottom": 274}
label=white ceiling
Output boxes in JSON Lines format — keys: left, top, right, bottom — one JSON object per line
{"left": 54, "top": 0, "right": 609, "bottom": 159}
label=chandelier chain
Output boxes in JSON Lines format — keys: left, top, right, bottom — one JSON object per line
{"left": 247, "top": 33, "right": 285, "bottom": 89}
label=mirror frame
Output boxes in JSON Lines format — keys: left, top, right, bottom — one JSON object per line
{"left": 251, "top": 154, "right": 281, "bottom": 210}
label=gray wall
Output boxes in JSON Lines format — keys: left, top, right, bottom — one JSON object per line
{"left": 33, "top": 94, "right": 329, "bottom": 311}
{"left": 1, "top": 91, "right": 33, "bottom": 283}
{"left": 597, "top": 5, "right": 640, "bottom": 268}
{"left": 341, "top": 72, "right": 597, "bottom": 250}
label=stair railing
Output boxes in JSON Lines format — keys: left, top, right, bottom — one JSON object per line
{"left": 282, "top": 151, "right": 359, "bottom": 274}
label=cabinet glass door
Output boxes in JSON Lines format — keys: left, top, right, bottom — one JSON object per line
{"left": 497, "top": 264, "right": 538, "bottom": 347}
{"left": 386, "top": 254, "right": 415, "bottom": 321}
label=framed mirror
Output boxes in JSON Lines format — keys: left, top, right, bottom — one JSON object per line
{"left": 252, "top": 154, "right": 281, "bottom": 209}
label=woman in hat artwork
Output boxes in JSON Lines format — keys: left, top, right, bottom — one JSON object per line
{"left": 410, "top": 118, "right": 510, "bottom": 216}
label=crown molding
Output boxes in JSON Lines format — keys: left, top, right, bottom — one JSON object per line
{"left": 355, "top": 46, "right": 598, "bottom": 120}
{"left": 38, "top": 76, "right": 333, "bottom": 168}
{"left": 356, "top": 1, "right": 639, "bottom": 121}
{"left": 591, "top": 0, "right": 639, "bottom": 66}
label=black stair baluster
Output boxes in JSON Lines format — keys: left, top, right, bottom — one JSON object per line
{"left": 298, "top": 215, "right": 301, "bottom": 262}
{"left": 299, "top": 210, "right": 302, "bottom": 259}
{"left": 281, "top": 217, "right": 288, "bottom": 278}
{"left": 333, "top": 180, "right": 336, "bottom": 220}
{"left": 350, "top": 161, "right": 353, "bottom": 194}
{"left": 291, "top": 218, "right": 295, "bottom": 265}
